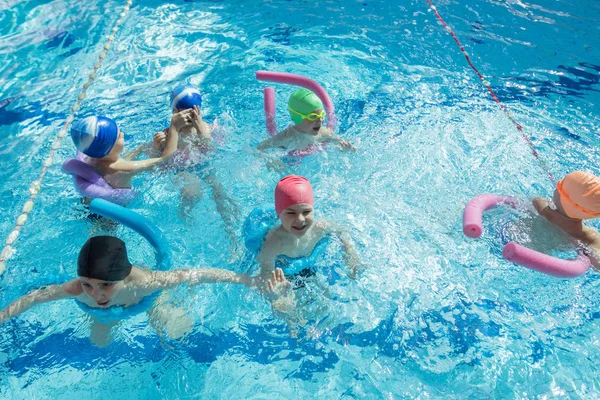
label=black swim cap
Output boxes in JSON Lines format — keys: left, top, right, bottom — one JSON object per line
{"left": 77, "top": 236, "right": 132, "bottom": 281}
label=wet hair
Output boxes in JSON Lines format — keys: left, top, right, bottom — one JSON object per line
{"left": 77, "top": 236, "right": 132, "bottom": 281}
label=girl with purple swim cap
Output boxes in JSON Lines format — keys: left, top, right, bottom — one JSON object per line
{"left": 70, "top": 111, "right": 193, "bottom": 190}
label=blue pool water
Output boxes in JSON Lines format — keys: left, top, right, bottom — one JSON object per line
{"left": 1, "top": 0, "right": 600, "bottom": 397}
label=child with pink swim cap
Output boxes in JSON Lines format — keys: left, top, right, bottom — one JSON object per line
{"left": 257, "top": 88, "right": 356, "bottom": 154}
{"left": 257, "top": 175, "right": 361, "bottom": 296}
{"left": 533, "top": 171, "right": 600, "bottom": 270}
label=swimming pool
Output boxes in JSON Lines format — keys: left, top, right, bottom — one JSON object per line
{"left": 1, "top": 0, "right": 599, "bottom": 397}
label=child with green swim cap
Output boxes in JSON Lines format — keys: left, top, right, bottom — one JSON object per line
{"left": 257, "top": 88, "right": 356, "bottom": 153}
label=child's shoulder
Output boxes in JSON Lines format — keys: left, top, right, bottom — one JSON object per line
{"left": 262, "top": 226, "right": 286, "bottom": 251}
{"left": 319, "top": 126, "right": 335, "bottom": 136}
{"left": 63, "top": 279, "right": 83, "bottom": 295}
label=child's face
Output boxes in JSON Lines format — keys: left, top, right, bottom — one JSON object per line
{"left": 295, "top": 108, "right": 325, "bottom": 135}
{"left": 174, "top": 107, "right": 201, "bottom": 133}
{"left": 279, "top": 203, "right": 315, "bottom": 237}
{"left": 106, "top": 130, "right": 125, "bottom": 158}
{"left": 79, "top": 277, "right": 125, "bottom": 307}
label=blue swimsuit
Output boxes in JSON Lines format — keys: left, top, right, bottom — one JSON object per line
{"left": 243, "top": 207, "right": 332, "bottom": 280}
{"left": 75, "top": 291, "right": 160, "bottom": 323}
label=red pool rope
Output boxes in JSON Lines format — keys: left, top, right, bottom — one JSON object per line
{"left": 426, "top": 0, "right": 555, "bottom": 183}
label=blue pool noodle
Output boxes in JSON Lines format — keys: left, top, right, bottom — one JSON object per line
{"left": 89, "top": 199, "right": 171, "bottom": 269}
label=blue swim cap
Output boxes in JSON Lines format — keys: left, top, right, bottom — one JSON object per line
{"left": 70, "top": 116, "right": 119, "bottom": 158}
{"left": 170, "top": 85, "right": 202, "bottom": 111}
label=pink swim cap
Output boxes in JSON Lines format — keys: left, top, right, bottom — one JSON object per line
{"left": 275, "top": 175, "right": 314, "bottom": 215}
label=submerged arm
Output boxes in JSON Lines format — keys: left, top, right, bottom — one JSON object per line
{"left": 330, "top": 223, "right": 361, "bottom": 278}
{"left": 322, "top": 128, "right": 356, "bottom": 150}
{"left": 204, "top": 173, "right": 239, "bottom": 242}
{"left": 257, "top": 129, "right": 288, "bottom": 151}
{"left": 0, "top": 281, "right": 77, "bottom": 324}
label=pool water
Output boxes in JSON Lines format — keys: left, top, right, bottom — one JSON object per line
{"left": 1, "top": 0, "right": 600, "bottom": 397}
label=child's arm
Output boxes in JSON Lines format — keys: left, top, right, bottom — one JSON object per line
{"left": 107, "top": 111, "right": 189, "bottom": 175}
{"left": 149, "top": 268, "right": 255, "bottom": 291}
{"left": 203, "top": 173, "right": 239, "bottom": 244}
{"left": 327, "top": 222, "right": 361, "bottom": 278}
{"left": 321, "top": 128, "right": 357, "bottom": 150}
{"left": 257, "top": 128, "right": 289, "bottom": 151}
{"left": 0, "top": 281, "right": 78, "bottom": 324}
{"left": 191, "top": 106, "right": 211, "bottom": 137}
{"left": 122, "top": 142, "right": 154, "bottom": 161}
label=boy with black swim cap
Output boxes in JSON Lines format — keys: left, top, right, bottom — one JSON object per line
{"left": 0, "top": 236, "right": 257, "bottom": 344}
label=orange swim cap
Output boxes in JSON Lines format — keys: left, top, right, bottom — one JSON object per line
{"left": 556, "top": 171, "right": 600, "bottom": 220}
{"left": 274, "top": 175, "right": 314, "bottom": 216}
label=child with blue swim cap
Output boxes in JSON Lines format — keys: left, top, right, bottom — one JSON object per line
{"left": 257, "top": 88, "right": 356, "bottom": 153}
{"left": 70, "top": 111, "right": 193, "bottom": 189}
{"left": 133, "top": 85, "right": 239, "bottom": 251}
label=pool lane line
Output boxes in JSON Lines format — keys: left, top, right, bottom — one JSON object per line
{"left": 0, "top": 0, "right": 134, "bottom": 276}
{"left": 425, "top": 0, "right": 555, "bottom": 183}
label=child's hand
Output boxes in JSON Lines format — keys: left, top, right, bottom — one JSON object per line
{"left": 171, "top": 109, "right": 193, "bottom": 131}
{"left": 533, "top": 197, "right": 549, "bottom": 215}
{"left": 192, "top": 106, "right": 203, "bottom": 132}
{"left": 338, "top": 140, "right": 357, "bottom": 151}
{"left": 266, "top": 268, "right": 291, "bottom": 300}
{"left": 266, "top": 158, "right": 287, "bottom": 173}
{"left": 153, "top": 131, "right": 166, "bottom": 150}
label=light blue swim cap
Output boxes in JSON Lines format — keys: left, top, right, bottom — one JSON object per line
{"left": 170, "top": 85, "right": 202, "bottom": 111}
{"left": 70, "top": 116, "right": 119, "bottom": 158}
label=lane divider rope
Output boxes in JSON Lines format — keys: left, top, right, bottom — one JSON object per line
{"left": 0, "top": 0, "right": 134, "bottom": 276}
{"left": 426, "top": 0, "right": 555, "bottom": 183}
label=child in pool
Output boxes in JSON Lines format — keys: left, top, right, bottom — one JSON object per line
{"left": 134, "top": 86, "right": 239, "bottom": 243}
{"left": 0, "top": 236, "right": 259, "bottom": 345}
{"left": 70, "top": 112, "right": 192, "bottom": 189}
{"left": 533, "top": 171, "right": 600, "bottom": 270}
{"left": 257, "top": 88, "right": 356, "bottom": 154}
{"left": 256, "top": 175, "right": 361, "bottom": 286}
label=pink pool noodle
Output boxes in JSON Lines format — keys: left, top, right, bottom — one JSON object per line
{"left": 463, "top": 194, "right": 592, "bottom": 278}
{"left": 264, "top": 87, "right": 277, "bottom": 135}
{"left": 463, "top": 194, "right": 520, "bottom": 238}
{"left": 256, "top": 70, "right": 336, "bottom": 129}
{"left": 502, "top": 242, "right": 590, "bottom": 278}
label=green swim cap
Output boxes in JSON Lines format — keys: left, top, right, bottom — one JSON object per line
{"left": 288, "top": 88, "right": 324, "bottom": 125}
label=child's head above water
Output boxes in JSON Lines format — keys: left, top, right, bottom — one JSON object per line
{"left": 171, "top": 85, "right": 202, "bottom": 112}
{"left": 70, "top": 116, "right": 123, "bottom": 158}
{"left": 554, "top": 171, "right": 600, "bottom": 220}
{"left": 275, "top": 175, "right": 315, "bottom": 236}
{"left": 288, "top": 88, "right": 325, "bottom": 133}
{"left": 77, "top": 236, "right": 132, "bottom": 307}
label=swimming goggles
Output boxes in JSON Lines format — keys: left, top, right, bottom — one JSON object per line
{"left": 288, "top": 106, "right": 326, "bottom": 121}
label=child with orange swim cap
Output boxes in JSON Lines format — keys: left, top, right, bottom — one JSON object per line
{"left": 533, "top": 171, "right": 600, "bottom": 269}
{"left": 258, "top": 175, "right": 361, "bottom": 297}
{"left": 257, "top": 88, "right": 356, "bottom": 154}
